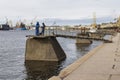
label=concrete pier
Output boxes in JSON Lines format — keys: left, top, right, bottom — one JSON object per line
{"left": 56, "top": 34, "right": 106, "bottom": 41}
{"left": 25, "top": 35, "right": 66, "bottom": 61}
{"left": 76, "top": 33, "right": 92, "bottom": 44}
{"left": 76, "top": 38, "right": 92, "bottom": 44}
{"left": 49, "top": 33, "right": 120, "bottom": 80}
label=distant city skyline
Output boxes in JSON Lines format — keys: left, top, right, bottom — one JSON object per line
{"left": 0, "top": 0, "right": 119, "bottom": 20}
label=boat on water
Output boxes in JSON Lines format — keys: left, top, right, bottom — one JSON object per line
{"left": 15, "top": 22, "right": 27, "bottom": 30}
{"left": 0, "top": 24, "right": 10, "bottom": 30}
{"left": 15, "top": 27, "right": 27, "bottom": 30}
{"left": 88, "top": 28, "right": 97, "bottom": 33}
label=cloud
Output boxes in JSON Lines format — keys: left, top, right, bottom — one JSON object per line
{"left": 0, "top": 0, "right": 119, "bottom": 19}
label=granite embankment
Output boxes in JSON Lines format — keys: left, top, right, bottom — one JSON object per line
{"left": 49, "top": 33, "right": 120, "bottom": 80}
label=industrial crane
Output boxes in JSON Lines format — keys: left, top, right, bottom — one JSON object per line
{"left": 92, "top": 12, "right": 97, "bottom": 29}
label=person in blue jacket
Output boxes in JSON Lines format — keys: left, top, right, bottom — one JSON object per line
{"left": 35, "top": 22, "right": 40, "bottom": 36}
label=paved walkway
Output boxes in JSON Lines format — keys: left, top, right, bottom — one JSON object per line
{"left": 49, "top": 33, "right": 120, "bottom": 80}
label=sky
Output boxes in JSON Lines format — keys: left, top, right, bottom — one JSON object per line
{"left": 0, "top": 0, "right": 120, "bottom": 21}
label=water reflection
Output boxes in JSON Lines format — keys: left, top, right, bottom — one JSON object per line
{"left": 25, "top": 61, "right": 62, "bottom": 80}
{"left": 76, "top": 44, "right": 91, "bottom": 57}
{"left": 76, "top": 44, "right": 91, "bottom": 51}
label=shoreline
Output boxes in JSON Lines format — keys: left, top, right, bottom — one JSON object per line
{"left": 49, "top": 33, "right": 118, "bottom": 80}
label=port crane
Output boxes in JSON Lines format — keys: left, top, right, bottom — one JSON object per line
{"left": 92, "top": 12, "right": 97, "bottom": 29}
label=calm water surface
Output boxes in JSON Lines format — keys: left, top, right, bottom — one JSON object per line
{"left": 0, "top": 30, "right": 102, "bottom": 80}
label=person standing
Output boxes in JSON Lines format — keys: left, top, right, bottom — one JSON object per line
{"left": 35, "top": 22, "right": 40, "bottom": 36}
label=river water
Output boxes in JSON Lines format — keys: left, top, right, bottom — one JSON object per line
{"left": 0, "top": 30, "right": 102, "bottom": 80}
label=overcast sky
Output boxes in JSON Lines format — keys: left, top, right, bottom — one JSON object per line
{"left": 0, "top": 0, "right": 120, "bottom": 20}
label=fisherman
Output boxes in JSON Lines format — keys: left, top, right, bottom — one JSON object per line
{"left": 42, "top": 23, "right": 46, "bottom": 35}
{"left": 35, "top": 22, "right": 40, "bottom": 36}
{"left": 39, "top": 22, "right": 45, "bottom": 35}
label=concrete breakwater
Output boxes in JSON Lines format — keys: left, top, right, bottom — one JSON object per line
{"left": 25, "top": 29, "right": 112, "bottom": 62}
{"left": 25, "top": 32, "right": 109, "bottom": 62}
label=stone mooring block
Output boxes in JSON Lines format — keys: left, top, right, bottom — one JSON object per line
{"left": 25, "top": 36, "right": 66, "bottom": 61}
{"left": 76, "top": 38, "right": 92, "bottom": 44}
